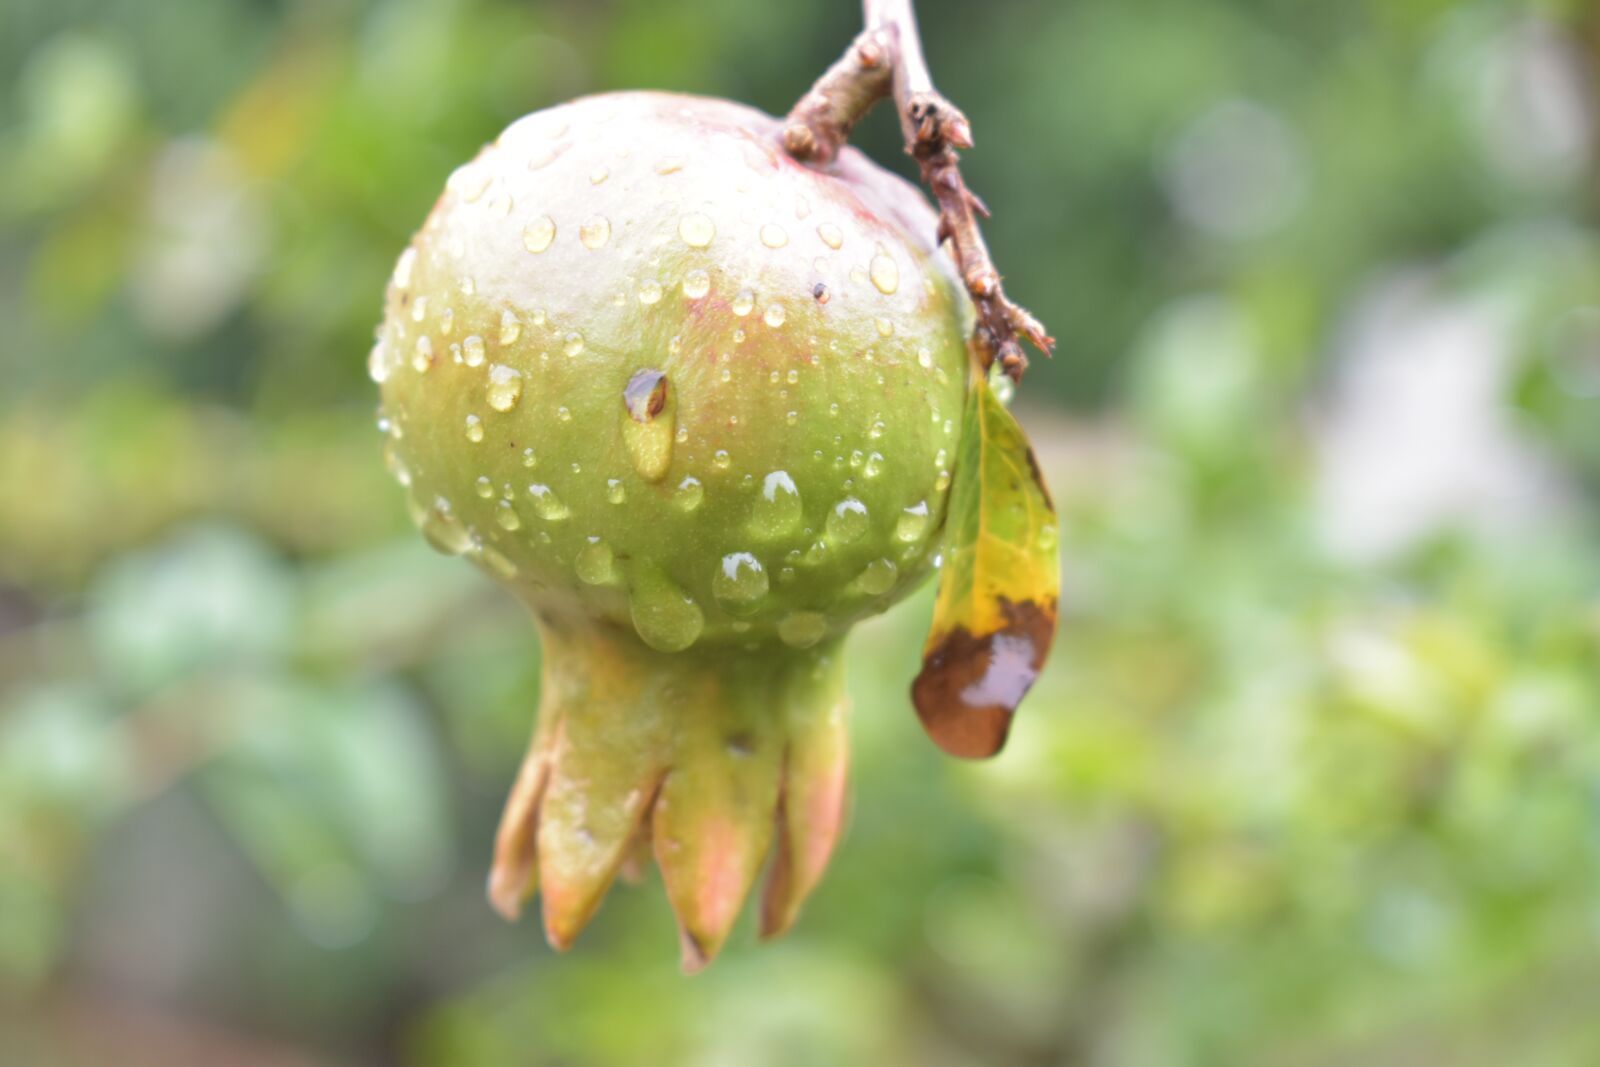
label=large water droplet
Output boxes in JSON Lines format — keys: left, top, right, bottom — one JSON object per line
{"left": 526, "top": 483, "right": 571, "bottom": 521}
{"left": 673, "top": 476, "right": 704, "bottom": 512}
{"left": 763, "top": 304, "right": 786, "bottom": 328}
{"left": 462, "top": 335, "right": 486, "bottom": 367}
{"left": 621, "top": 368, "right": 674, "bottom": 482}
{"left": 826, "top": 498, "right": 869, "bottom": 544}
{"left": 852, "top": 558, "right": 897, "bottom": 596}
{"left": 420, "top": 497, "right": 474, "bottom": 556}
{"left": 579, "top": 216, "right": 611, "bottom": 249}
{"left": 523, "top": 215, "right": 556, "bottom": 253}
{"left": 713, "top": 552, "right": 769, "bottom": 614}
{"left": 486, "top": 364, "right": 523, "bottom": 411}
{"left": 412, "top": 336, "right": 435, "bottom": 372}
{"left": 895, "top": 501, "right": 930, "bottom": 542}
{"left": 760, "top": 223, "right": 788, "bottom": 248}
{"left": 576, "top": 538, "right": 619, "bottom": 585}
{"left": 500, "top": 310, "right": 522, "bottom": 345}
{"left": 870, "top": 252, "right": 899, "bottom": 294}
{"left": 731, "top": 289, "right": 755, "bottom": 317}
{"left": 778, "top": 611, "right": 828, "bottom": 649}
{"left": 679, "top": 212, "right": 715, "bottom": 248}
{"left": 749, "top": 471, "right": 801, "bottom": 539}
{"left": 630, "top": 568, "right": 704, "bottom": 652}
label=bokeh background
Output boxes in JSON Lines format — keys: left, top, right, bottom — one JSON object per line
{"left": 5, "top": 0, "right": 1600, "bottom": 1063}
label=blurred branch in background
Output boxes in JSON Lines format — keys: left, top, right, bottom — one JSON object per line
{"left": 3, "top": 0, "right": 1600, "bottom": 1065}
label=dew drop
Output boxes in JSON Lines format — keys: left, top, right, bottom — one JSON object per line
{"left": 411, "top": 336, "right": 435, "bottom": 372}
{"left": 673, "top": 476, "right": 704, "bottom": 511}
{"left": 876, "top": 317, "right": 894, "bottom": 338}
{"left": 778, "top": 611, "right": 827, "bottom": 649}
{"left": 638, "top": 280, "right": 662, "bottom": 305}
{"left": 853, "top": 558, "right": 897, "bottom": 596}
{"left": 411, "top": 295, "right": 428, "bottom": 323}
{"left": 630, "top": 568, "right": 705, "bottom": 652}
{"left": 683, "top": 270, "right": 711, "bottom": 299}
{"left": 484, "top": 364, "right": 522, "bottom": 411}
{"left": 826, "top": 497, "right": 869, "bottom": 544}
{"left": 870, "top": 252, "right": 899, "bottom": 294}
{"left": 713, "top": 449, "right": 731, "bottom": 470}
{"left": 462, "top": 334, "right": 486, "bottom": 367}
{"left": 464, "top": 414, "right": 484, "bottom": 442}
{"left": 522, "top": 447, "right": 538, "bottom": 468}
{"left": 713, "top": 552, "right": 769, "bottom": 614}
{"left": 448, "top": 164, "right": 491, "bottom": 202}
{"left": 579, "top": 216, "right": 611, "bottom": 249}
{"left": 500, "top": 310, "right": 522, "bottom": 345}
{"left": 438, "top": 307, "right": 454, "bottom": 336}
{"left": 817, "top": 223, "right": 843, "bottom": 249}
{"left": 523, "top": 215, "right": 556, "bottom": 253}
{"left": 420, "top": 497, "right": 474, "bottom": 556}
{"left": 763, "top": 304, "right": 786, "bottom": 328}
{"left": 656, "top": 155, "right": 685, "bottom": 174}
{"left": 917, "top": 347, "right": 932, "bottom": 369}
{"left": 935, "top": 469, "right": 952, "bottom": 491}
{"left": 749, "top": 471, "right": 802, "bottom": 539}
{"left": 564, "top": 332, "right": 585, "bottom": 357}
{"left": 679, "top": 212, "right": 716, "bottom": 248}
{"left": 392, "top": 247, "right": 417, "bottom": 289}
{"left": 760, "top": 223, "right": 788, "bottom": 248}
{"left": 606, "top": 478, "right": 626, "bottom": 504}
{"left": 367, "top": 339, "right": 390, "bottom": 383}
{"left": 475, "top": 475, "right": 494, "bottom": 498}
{"left": 576, "top": 538, "right": 619, "bottom": 585}
{"left": 731, "top": 289, "right": 755, "bottom": 317}
{"left": 526, "top": 483, "right": 571, "bottom": 521}
{"left": 896, "top": 501, "right": 930, "bottom": 542}
{"left": 589, "top": 166, "right": 610, "bottom": 185}
{"left": 864, "top": 452, "right": 884, "bottom": 478}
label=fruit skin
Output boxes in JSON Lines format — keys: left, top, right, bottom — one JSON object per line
{"left": 371, "top": 91, "right": 972, "bottom": 966}
{"left": 374, "top": 91, "right": 968, "bottom": 647}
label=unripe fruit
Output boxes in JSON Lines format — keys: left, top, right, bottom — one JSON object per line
{"left": 372, "top": 92, "right": 970, "bottom": 968}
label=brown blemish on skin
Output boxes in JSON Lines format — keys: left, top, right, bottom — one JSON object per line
{"left": 910, "top": 597, "right": 1056, "bottom": 759}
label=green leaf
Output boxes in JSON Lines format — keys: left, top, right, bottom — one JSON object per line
{"left": 912, "top": 368, "right": 1060, "bottom": 758}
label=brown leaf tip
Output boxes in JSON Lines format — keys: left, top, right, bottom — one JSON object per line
{"left": 911, "top": 598, "right": 1057, "bottom": 759}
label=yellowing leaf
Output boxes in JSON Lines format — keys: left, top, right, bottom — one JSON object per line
{"left": 912, "top": 368, "right": 1059, "bottom": 758}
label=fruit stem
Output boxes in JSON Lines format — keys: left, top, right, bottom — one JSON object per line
{"left": 781, "top": 0, "right": 1055, "bottom": 382}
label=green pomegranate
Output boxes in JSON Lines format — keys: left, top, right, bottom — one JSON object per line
{"left": 371, "top": 91, "right": 971, "bottom": 968}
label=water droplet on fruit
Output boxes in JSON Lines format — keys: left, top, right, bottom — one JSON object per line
{"left": 630, "top": 568, "right": 704, "bottom": 652}
{"left": 864, "top": 452, "right": 884, "bottom": 478}
{"left": 462, "top": 335, "right": 486, "bottom": 367}
{"left": 522, "top": 447, "right": 538, "bottom": 468}
{"left": 564, "top": 332, "right": 585, "bottom": 357}
{"left": 656, "top": 155, "right": 685, "bottom": 174}
{"left": 523, "top": 215, "right": 556, "bottom": 253}
{"left": 713, "top": 552, "right": 768, "bottom": 613}
{"left": 475, "top": 475, "right": 494, "bottom": 498}
{"left": 486, "top": 364, "right": 523, "bottom": 411}
{"left": 589, "top": 166, "right": 609, "bottom": 185}
{"left": 621, "top": 368, "right": 674, "bottom": 482}
{"left": 817, "top": 224, "right": 843, "bottom": 249}
{"left": 500, "top": 310, "right": 522, "bottom": 345}
{"left": 896, "top": 501, "right": 930, "bottom": 542}
{"left": 763, "top": 304, "right": 786, "bottom": 328}
{"left": 778, "top": 611, "right": 827, "bottom": 648}
{"left": 367, "top": 339, "right": 390, "bottom": 383}
{"left": 411, "top": 336, "right": 434, "bottom": 372}
{"left": 439, "top": 308, "right": 455, "bottom": 337}
{"left": 917, "top": 347, "right": 932, "bottom": 369}
{"left": 638, "top": 280, "right": 662, "bottom": 305}
{"left": 749, "top": 471, "right": 801, "bottom": 539}
{"left": 1038, "top": 524, "right": 1059, "bottom": 553}
{"left": 448, "top": 164, "right": 491, "bottom": 202}
{"left": 713, "top": 449, "right": 731, "bottom": 470}
{"left": 579, "top": 216, "right": 611, "bottom": 249}
{"left": 412, "top": 295, "right": 428, "bottom": 323}
{"left": 464, "top": 414, "right": 484, "bottom": 442}
{"left": 679, "top": 212, "right": 715, "bottom": 248}
{"left": 935, "top": 469, "right": 951, "bottom": 491}
{"left": 673, "top": 476, "right": 704, "bottom": 511}
{"left": 876, "top": 317, "right": 894, "bottom": 338}
{"left": 496, "top": 500, "right": 522, "bottom": 530}
{"left": 870, "top": 252, "right": 899, "bottom": 294}
{"left": 421, "top": 497, "right": 474, "bottom": 556}
{"left": 576, "top": 538, "right": 619, "bottom": 585}
{"left": 760, "top": 224, "right": 788, "bottom": 248}
{"left": 606, "top": 478, "right": 626, "bottom": 504}
{"left": 526, "top": 483, "right": 571, "bottom": 521}
{"left": 683, "top": 270, "right": 711, "bottom": 299}
{"left": 853, "top": 558, "right": 897, "bottom": 596}
{"left": 825, "top": 498, "right": 869, "bottom": 544}
{"left": 732, "top": 289, "right": 754, "bottom": 317}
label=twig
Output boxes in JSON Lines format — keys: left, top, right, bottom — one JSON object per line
{"left": 781, "top": 0, "right": 1054, "bottom": 381}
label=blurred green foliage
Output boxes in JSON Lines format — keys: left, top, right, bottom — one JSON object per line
{"left": 3, "top": 0, "right": 1600, "bottom": 1064}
